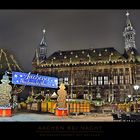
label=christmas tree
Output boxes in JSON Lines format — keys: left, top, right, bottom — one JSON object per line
{"left": 0, "top": 72, "right": 12, "bottom": 106}
{"left": 57, "top": 83, "right": 67, "bottom": 109}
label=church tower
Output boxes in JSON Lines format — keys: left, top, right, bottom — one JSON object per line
{"left": 32, "top": 28, "right": 48, "bottom": 66}
{"left": 38, "top": 28, "right": 47, "bottom": 60}
{"left": 123, "top": 11, "right": 136, "bottom": 51}
{"left": 123, "top": 11, "right": 138, "bottom": 61}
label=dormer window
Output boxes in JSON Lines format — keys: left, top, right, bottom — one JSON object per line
{"left": 131, "top": 51, "right": 134, "bottom": 54}
{"left": 111, "top": 52, "right": 113, "bottom": 55}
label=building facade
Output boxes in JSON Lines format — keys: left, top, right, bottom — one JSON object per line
{"left": 32, "top": 12, "right": 140, "bottom": 103}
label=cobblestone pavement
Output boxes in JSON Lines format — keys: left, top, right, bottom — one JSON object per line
{"left": 0, "top": 112, "right": 113, "bottom": 122}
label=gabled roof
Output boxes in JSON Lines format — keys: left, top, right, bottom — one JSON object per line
{"left": 44, "top": 47, "right": 127, "bottom": 65}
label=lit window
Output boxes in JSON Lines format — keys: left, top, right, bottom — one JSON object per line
{"left": 98, "top": 76, "right": 103, "bottom": 85}
{"left": 113, "top": 76, "right": 118, "bottom": 84}
{"left": 131, "top": 51, "right": 134, "bottom": 55}
{"left": 92, "top": 76, "right": 97, "bottom": 85}
{"left": 119, "top": 76, "right": 124, "bottom": 84}
{"left": 125, "top": 68, "right": 129, "bottom": 74}
{"left": 64, "top": 77, "right": 69, "bottom": 85}
{"left": 119, "top": 68, "right": 123, "bottom": 74}
{"left": 59, "top": 78, "right": 63, "bottom": 84}
{"left": 104, "top": 76, "right": 109, "bottom": 85}
{"left": 125, "top": 75, "right": 129, "bottom": 84}
{"left": 113, "top": 69, "right": 118, "bottom": 75}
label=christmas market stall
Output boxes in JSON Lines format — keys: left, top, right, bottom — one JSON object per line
{"left": 66, "top": 99, "right": 91, "bottom": 115}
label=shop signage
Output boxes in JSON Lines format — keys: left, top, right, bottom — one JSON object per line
{"left": 12, "top": 72, "right": 58, "bottom": 88}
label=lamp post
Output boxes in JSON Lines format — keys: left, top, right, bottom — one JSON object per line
{"left": 109, "top": 80, "right": 113, "bottom": 103}
{"left": 128, "top": 94, "right": 132, "bottom": 101}
{"left": 133, "top": 84, "right": 139, "bottom": 113}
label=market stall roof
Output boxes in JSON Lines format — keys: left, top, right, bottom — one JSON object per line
{"left": 51, "top": 92, "right": 58, "bottom": 99}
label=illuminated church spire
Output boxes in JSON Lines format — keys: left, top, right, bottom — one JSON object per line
{"left": 126, "top": 11, "right": 132, "bottom": 27}
{"left": 40, "top": 28, "right": 47, "bottom": 46}
{"left": 123, "top": 11, "right": 136, "bottom": 52}
{"left": 39, "top": 28, "right": 47, "bottom": 60}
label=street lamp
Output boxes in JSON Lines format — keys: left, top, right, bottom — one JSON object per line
{"left": 128, "top": 94, "right": 131, "bottom": 100}
{"left": 133, "top": 84, "right": 139, "bottom": 113}
{"left": 134, "top": 85, "right": 139, "bottom": 91}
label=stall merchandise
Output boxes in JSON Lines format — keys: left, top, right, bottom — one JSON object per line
{"left": 41, "top": 101, "right": 47, "bottom": 112}
{"left": 66, "top": 99, "right": 91, "bottom": 114}
{"left": 31, "top": 102, "right": 41, "bottom": 111}
{"left": 48, "top": 101, "right": 56, "bottom": 113}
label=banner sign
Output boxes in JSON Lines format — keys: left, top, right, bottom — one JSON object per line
{"left": 12, "top": 72, "right": 58, "bottom": 88}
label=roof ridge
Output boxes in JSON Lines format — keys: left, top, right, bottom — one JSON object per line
{"left": 57, "top": 47, "right": 115, "bottom": 53}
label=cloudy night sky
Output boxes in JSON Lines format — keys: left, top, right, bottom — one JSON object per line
{"left": 0, "top": 9, "right": 140, "bottom": 72}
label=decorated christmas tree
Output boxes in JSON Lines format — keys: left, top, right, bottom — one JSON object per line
{"left": 57, "top": 83, "right": 67, "bottom": 109}
{"left": 0, "top": 72, "right": 12, "bottom": 106}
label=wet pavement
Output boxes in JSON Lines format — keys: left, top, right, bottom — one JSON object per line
{"left": 0, "top": 112, "right": 113, "bottom": 122}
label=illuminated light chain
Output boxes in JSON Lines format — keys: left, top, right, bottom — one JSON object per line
{"left": 2, "top": 50, "right": 12, "bottom": 71}
{"left": 0, "top": 49, "right": 2, "bottom": 61}
{"left": 36, "top": 49, "right": 40, "bottom": 66}
{"left": 10, "top": 55, "right": 23, "bottom": 72}
{"left": 0, "top": 49, "right": 23, "bottom": 72}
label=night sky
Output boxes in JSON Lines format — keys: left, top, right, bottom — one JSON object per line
{"left": 0, "top": 9, "right": 140, "bottom": 72}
